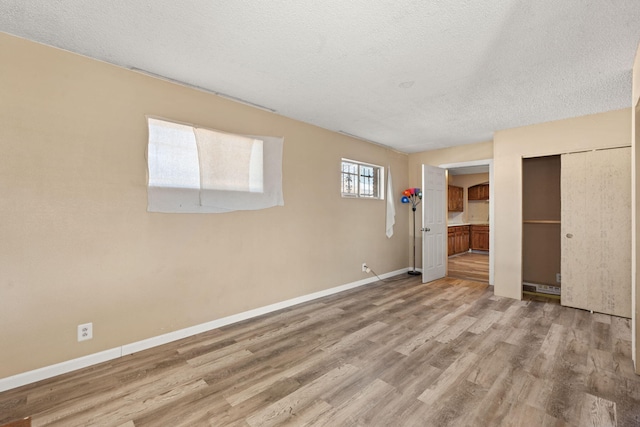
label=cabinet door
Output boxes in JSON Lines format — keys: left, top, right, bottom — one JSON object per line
{"left": 480, "top": 184, "right": 489, "bottom": 200}
{"left": 561, "top": 148, "right": 631, "bottom": 318}
{"left": 448, "top": 186, "right": 463, "bottom": 212}
{"left": 447, "top": 229, "right": 455, "bottom": 256}
{"left": 468, "top": 185, "right": 479, "bottom": 200}
{"left": 454, "top": 228, "right": 463, "bottom": 254}
{"left": 468, "top": 184, "right": 489, "bottom": 201}
{"left": 478, "top": 230, "right": 489, "bottom": 250}
{"left": 462, "top": 227, "right": 470, "bottom": 252}
{"left": 470, "top": 226, "right": 489, "bottom": 250}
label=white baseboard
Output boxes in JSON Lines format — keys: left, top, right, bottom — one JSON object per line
{"left": 0, "top": 267, "right": 409, "bottom": 393}
{"left": 0, "top": 348, "right": 122, "bottom": 393}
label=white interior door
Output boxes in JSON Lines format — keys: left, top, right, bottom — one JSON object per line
{"left": 422, "top": 164, "right": 446, "bottom": 283}
{"left": 561, "top": 147, "right": 631, "bottom": 318}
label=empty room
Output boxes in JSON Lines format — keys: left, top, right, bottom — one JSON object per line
{"left": 2, "top": 2, "right": 640, "bottom": 426}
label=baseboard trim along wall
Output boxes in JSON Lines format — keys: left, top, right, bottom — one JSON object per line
{"left": 0, "top": 267, "right": 411, "bottom": 393}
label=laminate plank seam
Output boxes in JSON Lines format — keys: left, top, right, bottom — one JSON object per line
{"left": 245, "top": 364, "right": 360, "bottom": 427}
{"left": 417, "top": 351, "right": 480, "bottom": 406}
{"left": 2, "top": 277, "right": 640, "bottom": 426}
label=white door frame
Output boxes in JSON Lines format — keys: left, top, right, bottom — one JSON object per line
{"left": 438, "top": 159, "right": 494, "bottom": 285}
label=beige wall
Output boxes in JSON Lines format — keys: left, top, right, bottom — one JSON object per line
{"left": 407, "top": 141, "right": 493, "bottom": 267}
{"left": 409, "top": 141, "right": 494, "bottom": 175}
{"left": 632, "top": 42, "right": 640, "bottom": 373}
{"left": 493, "top": 109, "right": 632, "bottom": 300}
{"left": 0, "top": 33, "right": 410, "bottom": 378}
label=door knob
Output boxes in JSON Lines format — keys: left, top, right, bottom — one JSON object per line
{"left": 566, "top": 233, "right": 573, "bottom": 238}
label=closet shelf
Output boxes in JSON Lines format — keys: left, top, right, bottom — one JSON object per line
{"left": 523, "top": 220, "right": 561, "bottom": 224}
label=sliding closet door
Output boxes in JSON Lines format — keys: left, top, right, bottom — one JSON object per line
{"left": 561, "top": 147, "right": 631, "bottom": 318}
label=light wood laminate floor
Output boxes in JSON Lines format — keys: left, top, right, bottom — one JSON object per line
{"left": 448, "top": 252, "right": 489, "bottom": 283}
{"left": 1, "top": 276, "right": 638, "bottom": 426}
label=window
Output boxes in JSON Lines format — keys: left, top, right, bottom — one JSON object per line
{"left": 147, "top": 117, "right": 284, "bottom": 213}
{"left": 341, "top": 159, "right": 384, "bottom": 199}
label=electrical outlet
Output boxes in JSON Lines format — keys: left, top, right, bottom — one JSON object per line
{"left": 78, "top": 323, "right": 93, "bottom": 342}
{"left": 556, "top": 273, "right": 561, "bottom": 283}
{"left": 362, "top": 263, "right": 368, "bottom": 272}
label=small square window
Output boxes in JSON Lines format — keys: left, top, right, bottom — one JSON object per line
{"left": 341, "top": 159, "right": 384, "bottom": 199}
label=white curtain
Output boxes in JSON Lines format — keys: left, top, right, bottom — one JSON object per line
{"left": 147, "top": 118, "right": 284, "bottom": 213}
{"left": 194, "top": 129, "right": 264, "bottom": 193}
{"left": 386, "top": 167, "right": 396, "bottom": 238}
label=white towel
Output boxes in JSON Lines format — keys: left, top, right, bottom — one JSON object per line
{"left": 386, "top": 167, "right": 396, "bottom": 238}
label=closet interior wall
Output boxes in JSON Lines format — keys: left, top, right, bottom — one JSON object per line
{"left": 522, "top": 156, "right": 561, "bottom": 291}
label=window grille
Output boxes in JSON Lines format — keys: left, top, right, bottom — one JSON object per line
{"left": 341, "top": 159, "right": 383, "bottom": 199}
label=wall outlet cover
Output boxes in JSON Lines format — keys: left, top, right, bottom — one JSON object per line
{"left": 78, "top": 323, "right": 93, "bottom": 342}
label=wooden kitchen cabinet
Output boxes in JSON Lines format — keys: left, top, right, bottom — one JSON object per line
{"left": 448, "top": 185, "right": 463, "bottom": 212}
{"left": 470, "top": 225, "right": 489, "bottom": 251}
{"left": 461, "top": 226, "right": 470, "bottom": 252}
{"left": 468, "top": 184, "right": 489, "bottom": 201}
{"left": 447, "top": 228, "right": 456, "bottom": 256}
{"left": 448, "top": 225, "right": 470, "bottom": 255}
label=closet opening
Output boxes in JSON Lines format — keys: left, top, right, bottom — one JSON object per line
{"left": 522, "top": 155, "right": 561, "bottom": 299}
{"left": 522, "top": 148, "right": 631, "bottom": 317}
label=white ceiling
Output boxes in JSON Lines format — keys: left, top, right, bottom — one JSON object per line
{"left": 1, "top": 1, "right": 639, "bottom": 153}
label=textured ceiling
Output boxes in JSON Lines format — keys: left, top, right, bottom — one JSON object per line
{"left": 1, "top": 1, "right": 639, "bottom": 153}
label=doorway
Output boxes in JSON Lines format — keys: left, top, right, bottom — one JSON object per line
{"left": 439, "top": 160, "right": 494, "bottom": 285}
